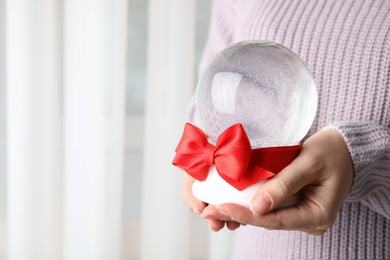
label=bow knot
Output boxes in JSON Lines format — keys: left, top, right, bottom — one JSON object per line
{"left": 172, "top": 123, "right": 301, "bottom": 191}
{"left": 204, "top": 143, "right": 215, "bottom": 166}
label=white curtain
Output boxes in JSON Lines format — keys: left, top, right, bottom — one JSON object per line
{"left": 141, "top": 0, "right": 195, "bottom": 259}
{"left": 2, "top": 0, "right": 233, "bottom": 259}
{"left": 142, "top": 1, "right": 234, "bottom": 259}
{"left": 5, "top": 0, "right": 127, "bottom": 259}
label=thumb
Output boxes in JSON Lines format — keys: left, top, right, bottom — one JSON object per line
{"left": 249, "top": 157, "right": 314, "bottom": 215}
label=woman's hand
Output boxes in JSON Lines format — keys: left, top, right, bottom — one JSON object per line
{"left": 199, "top": 129, "right": 354, "bottom": 235}
{"left": 181, "top": 174, "right": 242, "bottom": 231}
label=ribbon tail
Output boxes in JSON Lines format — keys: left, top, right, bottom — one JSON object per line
{"left": 251, "top": 166, "right": 275, "bottom": 181}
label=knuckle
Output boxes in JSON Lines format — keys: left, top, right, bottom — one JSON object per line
{"left": 313, "top": 209, "right": 329, "bottom": 225}
{"left": 310, "top": 208, "right": 336, "bottom": 231}
{"left": 264, "top": 212, "right": 286, "bottom": 230}
{"left": 274, "top": 177, "right": 294, "bottom": 197}
{"left": 303, "top": 154, "right": 325, "bottom": 176}
{"left": 319, "top": 219, "right": 336, "bottom": 230}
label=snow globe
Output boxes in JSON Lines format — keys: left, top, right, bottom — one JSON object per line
{"left": 173, "top": 40, "right": 317, "bottom": 208}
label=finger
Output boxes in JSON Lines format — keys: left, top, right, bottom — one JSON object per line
{"left": 220, "top": 200, "right": 328, "bottom": 231}
{"left": 202, "top": 205, "right": 233, "bottom": 221}
{"left": 206, "top": 219, "right": 226, "bottom": 232}
{"left": 226, "top": 221, "right": 241, "bottom": 231}
{"left": 202, "top": 205, "right": 242, "bottom": 230}
{"left": 250, "top": 152, "right": 320, "bottom": 215}
{"left": 181, "top": 174, "right": 207, "bottom": 214}
{"left": 215, "top": 203, "right": 254, "bottom": 224}
{"left": 304, "top": 229, "right": 328, "bottom": 236}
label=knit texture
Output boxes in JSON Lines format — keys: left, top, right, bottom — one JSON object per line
{"left": 195, "top": 0, "right": 390, "bottom": 259}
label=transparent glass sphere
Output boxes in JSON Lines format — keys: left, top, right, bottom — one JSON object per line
{"left": 196, "top": 40, "right": 318, "bottom": 148}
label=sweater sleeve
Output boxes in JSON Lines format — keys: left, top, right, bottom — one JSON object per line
{"left": 326, "top": 121, "right": 390, "bottom": 219}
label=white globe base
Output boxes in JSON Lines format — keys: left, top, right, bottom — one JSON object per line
{"left": 192, "top": 165, "right": 300, "bottom": 208}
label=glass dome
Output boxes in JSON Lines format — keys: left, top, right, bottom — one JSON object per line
{"left": 196, "top": 40, "right": 318, "bottom": 148}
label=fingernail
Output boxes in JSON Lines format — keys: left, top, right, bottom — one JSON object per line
{"left": 250, "top": 193, "right": 272, "bottom": 215}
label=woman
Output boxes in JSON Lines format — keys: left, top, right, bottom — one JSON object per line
{"left": 182, "top": 0, "right": 390, "bottom": 259}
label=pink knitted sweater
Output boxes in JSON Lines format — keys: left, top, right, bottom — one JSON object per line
{"left": 193, "top": 0, "right": 390, "bottom": 259}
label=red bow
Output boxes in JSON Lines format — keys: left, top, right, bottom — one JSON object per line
{"left": 172, "top": 123, "right": 301, "bottom": 191}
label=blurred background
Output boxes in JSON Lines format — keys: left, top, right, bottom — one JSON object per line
{"left": 0, "top": 0, "right": 235, "bottom": 259}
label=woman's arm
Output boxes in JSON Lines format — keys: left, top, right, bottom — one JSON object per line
{"left": 327, "top": 121, "right": 390, "bottom": 219}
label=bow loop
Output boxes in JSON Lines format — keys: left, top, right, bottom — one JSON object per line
{"left": 213, "top": 123, "right": 252, "bottom": 181}
{"left": 174, "top": 123, "right": 208, "bottom": 155}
